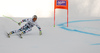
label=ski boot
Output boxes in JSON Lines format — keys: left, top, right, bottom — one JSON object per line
{"left": 7, "top": 33, "right": 10, "bottom": 38}
{"left": 19, "top": 34, "right": 23, "bottom": 38}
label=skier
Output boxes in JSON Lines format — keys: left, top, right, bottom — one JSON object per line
{"left": 7, "top": 15, "right": 42, "bottom": 38}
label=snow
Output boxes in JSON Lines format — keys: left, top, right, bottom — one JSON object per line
{"left": 0, "top": 17, "right": 100, "bottom": 53}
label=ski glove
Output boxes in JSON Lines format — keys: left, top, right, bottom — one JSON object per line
{"left": 39, "top": 31, "right": 42, "bottom": 35}
{"left": 38, "top": 27, "right": 42, "bottom": 35}
{"left": 18, "top": 22, "right": 21, "bottom": 26}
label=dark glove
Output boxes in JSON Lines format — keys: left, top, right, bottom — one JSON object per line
{"left": 18, "top": 22, "right": 21, "bottom": 26}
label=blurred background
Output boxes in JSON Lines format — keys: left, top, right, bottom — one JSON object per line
{"left": 0, "top": 0, "right": 100, "bottom": 18}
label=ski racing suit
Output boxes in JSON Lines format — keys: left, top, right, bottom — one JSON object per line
{"left": 10, "top": 18, "right": 41, "bottom": 35}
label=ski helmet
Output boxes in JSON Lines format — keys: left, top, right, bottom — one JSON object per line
{"left": 32, "top": 15, "right": 37, "bottom": 19}
{"left": 32, "top": 15, "right": 37, "bottom": 22}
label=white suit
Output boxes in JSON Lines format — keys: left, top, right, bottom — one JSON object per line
{"left": 11, "top": 18, "right": 41, "bottom": 34}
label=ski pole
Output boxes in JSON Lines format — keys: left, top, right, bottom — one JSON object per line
{"left": 3, "top": 15, "right": 18, "bottom": 24}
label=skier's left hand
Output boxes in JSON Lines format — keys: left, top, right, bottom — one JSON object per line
{"left": 39, "top": 31, "right": 42, "bottom": 35}
{"left": 18, "top": 22, "right": 21, "bottom": 26}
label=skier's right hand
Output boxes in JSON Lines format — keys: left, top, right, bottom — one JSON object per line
{"left": 18, "top": 22, "right": 21, "bottom": 26}
{"left": 39, "top": 31, "right": 42, "bottom": 35}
